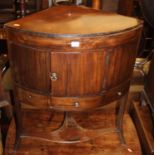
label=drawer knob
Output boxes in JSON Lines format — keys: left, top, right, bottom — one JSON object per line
{"left": 49, "top": 106, "right": 53, "bottom": 109}
{"left": 50, "top": 73, "right": 58, "bottom": 81}
{"left": 117, "top": 92, "right": 122, "bottom": 96}
{"left": 74, "top": 102, "right": 79, "bottom": 107}
{"left": 28, "top": 95, "right": 32, "bottom": 99}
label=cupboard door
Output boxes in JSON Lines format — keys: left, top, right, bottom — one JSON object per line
{"left": 51, "top": 50, "right": 106, "bottom": 97}
{"left": 50, "top": 52, "right": 68, "bottom": 96}
{"left": 103, "top": 41, "right": 138, "bottom": 89}
{"left": 9, "top": 42, "right": 51, "bottom": 94}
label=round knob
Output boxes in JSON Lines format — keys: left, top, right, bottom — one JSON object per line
{"left": 74, "top": 102, "right": 80, "bottom": 107}
{"left": 68, "top": 12, "right": 72, "bottom": 17}
{"left": 49, "top": 106, "right": 53, "bottom": 109}
{"left": 117, "top": 92, "right": 122, "bottom": 96}
{"left": 28, "top": 95, "right": 32, "bottom": 99}
{"left": 50, "top": 73, "right": 58, "bottom": 81}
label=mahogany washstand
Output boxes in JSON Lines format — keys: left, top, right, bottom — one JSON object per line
{"left": 5, "top": 5, "right": 142, "bottom": 150}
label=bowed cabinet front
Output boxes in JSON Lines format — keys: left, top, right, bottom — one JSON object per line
{"left": 8, "top": 32, "right": 140, "bottom": 111}
{"left": 5, "top": 5, "right": 142, "bottom": 150}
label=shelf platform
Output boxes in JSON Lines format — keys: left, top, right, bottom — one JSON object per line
{"left": 5, "top": 105, "right": 142, "bottom": 155}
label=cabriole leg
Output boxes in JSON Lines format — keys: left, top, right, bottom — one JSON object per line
{"left": 116, "top": 94, "right": 128, "bottom": 144}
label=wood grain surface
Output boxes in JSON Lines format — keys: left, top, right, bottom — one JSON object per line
{"left": 4, "top": 5, "right": 143, "bottom": 154}
{"left": 5, "top": 104, "right": 142, "bottom": 155}
{"left": 5, "top": 5, "right": 140, "bottom": 35}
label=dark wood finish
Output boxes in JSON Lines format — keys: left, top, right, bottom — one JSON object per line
{"left": 0, "top": 0, "right": 16, "bottom": 25}
{"left": 118, "top": 0, "right": 153, "bottom": 58}
{"left": 118, "top": 0, "right": 134, "bottom": 16}
{"left": 5, "top": 5, "right": 143, "bottom": 150}
{"left": 0, "top": 0, "right": 16, "bottom": 53}
{"left": 131, "top": 57, "right": 154, "bottom": 155}
{"left": 15, "top": 0, "right": 43, "bottom": 18}
{"left": 144, "top": 58, "right": 154, "bottom": 109}
{"left": 130, "top": 101, "right": 153, "bottom": 155}
{"left": 5, "top": 107, "right": 142, "bottom": 155}
{"left": 0, "top": 70, "right": 10, "bottom": 107}
{"left": 42, "top": 0, "right": 49, "bottom": 9}
{"left": 15, "top": 87, "right": 50, "bottom": 109}
{"left": 8, "top": 43, "right": 51, "bottom": 93}
{"left": 20, "top": 0, "right": 26, "bottom": 17}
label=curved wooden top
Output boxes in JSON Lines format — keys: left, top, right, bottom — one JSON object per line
{"left": 5, "top": 5, "right": 141, "bottom": 37}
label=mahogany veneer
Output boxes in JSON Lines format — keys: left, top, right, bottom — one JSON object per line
{"left": 5, "top": 5, "right": 143, "bottom": 150}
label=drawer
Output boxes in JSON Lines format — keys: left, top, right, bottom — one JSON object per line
{"left": 16, "top": 87, "right": 50, "bottom": 109}
{"left": 50, "top": 81, "right": 130, "bottom": 111}
{"left": 50, "top": 95, "right": 103, "bottom": 111}
{"left": 102, "top": 80, "right": 130, "bottom": 105}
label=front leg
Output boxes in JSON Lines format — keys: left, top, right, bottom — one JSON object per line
{"left": 116, "top": 94, "right": 128, "bottom": 144}
{"left": 13, "top": 95, "right": 23, "bottom": 151}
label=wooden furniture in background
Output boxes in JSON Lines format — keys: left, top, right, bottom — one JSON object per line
{"left": 130, "top": 101, "right": 153, "bottom": 155}
{"left": 142, "top": 57, "right": 154, "bottom": 112}
{"left": 118, "top": 0, "right": 134, "bottom": 16}
{"left": 52, "top": 0, "right": 75, "bottom": 6}
{"left": 5, "top": 5, "right": 142, "bottom": 151}
{"left": 130, "top": 57, "right": 154, "bottom": 155}
{"left": 92, "top": 0, "right": 102, "bottom": 10}
{"left": 0, "top": 1, "right": 14, "bottom": 97}
{"left": 121, "top": 1, "right": 154, "bottom": 154}
{"left": 0, "top": 0, "right": 16, "bottom": 52}
{"left": 15, "top": 0, "right": 43, "bottom": 17}
{"left": 118, "top": 0, "right": 153, "bottom": 58}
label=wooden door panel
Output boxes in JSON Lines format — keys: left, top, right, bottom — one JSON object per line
{"left": 50, "top": 41, "right": 138, "bottom": 97}
{"left": 104, "top": 41, "right": 137, "bottom": 89}
{"left": 9, "top": 42, "right": 50, "bottom": 93}
{"left": 67, "top": 51, "right": 106, "bottom": 96}
{"left": 66, "top": 53, "right": 83, "bottom": 96}
{"left": 51, "top": 52, "right": 68, "bottom": 96}
{"left": 51, "top": 50, "right": 106, "bottom": 97}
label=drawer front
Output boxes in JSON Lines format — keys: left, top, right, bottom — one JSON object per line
{"left": 50, "top": 80, "right": 130, "bottom": 111}
{"left": 15, "top": 80, "right": 130, "bottom": 110}
{"left": 16, "top": 87, "right": 50, "bottom": 109}
{"left": 102, "top": 81, "right": 130, "bottom": 105}
{"left": 50, "top": 96, "right": 103, "bottom": 111}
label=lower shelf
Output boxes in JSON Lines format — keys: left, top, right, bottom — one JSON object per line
{"left": 5, "top": 106, "right": 142, "bottom": 155}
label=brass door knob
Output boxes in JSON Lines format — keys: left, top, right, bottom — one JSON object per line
{"left": 74, "top": 102, "right": 80, "bottom": 107}
{"left": 50, "top": 73, "right": 58, "bottom": 81}
{"left": 117, "top": 92, "right": 122, "bottom": 96}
